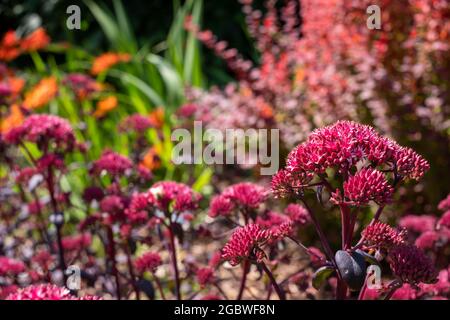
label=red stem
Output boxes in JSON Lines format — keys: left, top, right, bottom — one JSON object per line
{"left": 106, "top": 226, "right": 121, "bottom": 300}
{"left": 153, "top": 273, "right": 166, "bottom": 300}
{"left": 168, "top": 223, "right": 181, "bottom": 300}
{"left": 260, "top": 262, "right": 286, "bottom": 300}
{"left": 123, "top": 243, "right": 140, "bottom": 300}
{"left": 237, "top": 260, "right": 250, "bottom": 300}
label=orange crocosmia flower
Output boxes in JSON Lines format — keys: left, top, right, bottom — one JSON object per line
{"left": 0, "top": 104, "right": 24, "bottom": 133}
{"left": 0, "top": 30, "right": 21, "bottom": 61}
{"left": 91, "top": 52, "right": 131, "bottom": 75}
{"left": 93, "top": 96, "right": 118, "bottom": 118}
{"left": 141, "top": 147, "right": 161, "bottom": 171}
{"left": 23, "top": 77, "right": 58, "bottom": 110}
{"left": 7, "top": 77, "right": 25, "bottom": 96}
{"left": 20, "top": 28, "right": 51, "bottom": 52}
{"left": 258, "top": 101, "right": 274, "bottom": 120}
{"left": 148, "top": 107, "right": 164, "bottom": 128}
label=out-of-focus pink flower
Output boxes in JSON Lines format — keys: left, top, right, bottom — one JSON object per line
{"left": 333, "top": 168, "right": 393, "bottom": 206}
{"left": 209, "top": 195, "right": 234, "bottom": 217}
{"left": 221, "top": 182, "right": 268, "bottom": 210}
{"left": 91, "top": 150, "right": 132, "bottom": 177}
{"left": 391, "top": 283, "right": 418, "bottom": 300}
{"left": 4, "top": 114, "right": 77, "bottom": 152}
{"left": 6, "top": 284, "right": 101, "bottom": 300}
{"left": 284, "top": 204, "right": 309, "bottom": 226}
{"left": 399, "top": 215, "right": 437, "bottom": 234}
{"left": 61, "top": 233, "right": 92, "bottom": 251}
{"left": 415, "top": 231, "right": 440, "bottom": 250}
{"left": 271, "top": 169, "right": 313, "bottom": 198}
{"left": 119, "top": 114, "right": 153, "bottom": 133}
{"left": 196, "top": 267, "right": 215, "bottom": 287}
{"left": 438, "top": 210, "right": 450, "bottom": 229}
{"left": 438, "top": 194, "right": 450, "bottom": 212}
{"left": 208, "top": 251, "right": 222, "bottom": 269}
{"left": 134, "top": 252, "right": 162, "bottom": 274}
{"left": 361, "top": 221, "right": 407, "bottom": 249}
{"left": 0, "top": 256, "right": 26, "bottom": 276}
{"left": 388, "top": 244, "right": 437, "bottom": 285}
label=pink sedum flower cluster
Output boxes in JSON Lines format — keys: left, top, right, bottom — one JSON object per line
{"left": 134, "top": 252, "right": 162, "bottom": 274}
{"left": 6, "top": 284, "right": 101, "bottom": 300}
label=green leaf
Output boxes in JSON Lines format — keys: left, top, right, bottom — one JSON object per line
{"left": 312, "top": 266, "right": 335, "bottom": 290}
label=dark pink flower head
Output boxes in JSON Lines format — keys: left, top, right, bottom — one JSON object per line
{"left": 271, "top": 169, "right": 313, "bottom": 198}
{"left": 284, "top": 203, "right": 310, "bottom": 226}
{"left": 388, "top": 244, "right": 437, "bottom": 285}
{"left": 221, "top": 182, "right": 268, "bottom": 210}
{"left": 125, "top": 192, "right": 151, "bottom": 224}
{"left": 119, "top": 114, "right": 153, "bottom": 133}
{"left": 333, "top": 168, "right": 393, "bottom": 206}
{"left": 209, "top": 195, "right": 235, "bottom": 217}
{"left": 438, "top": 194, "right": 450, "bottom": 212}
{"left": 361, "top": 221, "right": 407, "bottom": 249}
{"left": 6, "top": 284, "right": 101, "bottom": 300}
{"left": 61, "top": 233, "right": 92, "bottom": 251}
{"left": 4, "top": 114, "right": 77, "bottom": 152}
{"left": 221, "top": 224, "right": 271, "bottom": 266}
{"left": 208, "top": 251, "right": 222, "bottom": 268}
{"left": 438, "top": 210, "right": 450, "bottom": 229}
{"left": 399, "top": 215, "right": 437, "bottom": 234}
{"left": 0, "top": 256, "right": 26, "bottom": 276}
{"left": 146, "top": 181, "right": 201, "bottom": 213}
{"left": 91, "top": 150, "right": 133, "bottom": 177}
{"left": 134, "top": 252, "right": 162, "bottom": 274}
{"left": 281, "top": 121, "right": 428, "bottom": 187}
{"left": 196, "top": 267, "right": 215, "bottom": 287}
{"left": 394, "top": 147, "right": 430, "bottom": 181}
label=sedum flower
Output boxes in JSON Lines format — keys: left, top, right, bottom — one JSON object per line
{"left": 388, "top": 244, "right": 437, "bottom": 285}
{"left": 91, "top": 150, "right": 133, "bottom": 177}
{"left": 134, "top": 252, "right": 162, "bottom": 274}
{"left": 196, "top": 267, "right": 215, "bottom": 287}
{"left": 334, "top": 168, "right": 393, "bottom": 206}
{"left": 6, "top": 284, "right": 101, "bottom": 300}
{"left": 221, "top": 224, "right": 271, "bottom": 266}
{"left": 361, "top": 221, "right": 407, "bottom": 249}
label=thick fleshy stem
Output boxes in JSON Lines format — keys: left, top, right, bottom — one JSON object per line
{"left": 106, "top": 226, "right": 121, "bottom": 300}
{"left": 168, "top": 223, "right": 181, "bottom": 300}
{"left": 260, "top": 262, "right": 286, "bottom": 300}
{"left": 236, "top": 260, "right": 250, "bottom": 300}
{"left": 45, "top": 166, "right": 68, "bottom": 284}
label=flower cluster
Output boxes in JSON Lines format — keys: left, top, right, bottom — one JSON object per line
{"left": 91, "top": 52, "right": 131, "bottom": 75}
{"left": 0, "top": 28, "right": 50, "bottom": 62}
{"left": 0, "top": 256, "right": 26, "bottom": 276}
{"left": 361, "top": 221, "right": 407, "bottom": 250}
{"left": 6, "top": 284, "right": 101, "bottom": 300}
{"left": 388, "top": 244, "right": 437, "bottom": 285}
{"left": 91, "top": 150, "right": 133, "bottom": 177}
{"left": 208, "top": 182, "right": 268, "bottom": 218}
{"left": 4, "top": 114, "right": 78, "bottom": 152}
{"left": 134, "top": 252, "right": 162, "bottom": 274}
{"left": 221, "top": 224, "right": 272, "bottom": 266}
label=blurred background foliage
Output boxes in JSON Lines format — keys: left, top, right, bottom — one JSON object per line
{"left": 0, "top": 0, "right": 261, "bottom": 86}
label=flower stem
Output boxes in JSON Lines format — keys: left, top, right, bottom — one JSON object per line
{"left": 168, "top": 223, "right": 181, "bottom": 300}
{"left": 106, "top": 226, "right": 121, "bottom": 300}
{"left": 123, "top": 242, "right": 140, "bottom": 300}
{"left": 153, "top": 273, "right": 166, "bottom": 300}
{"left": 260, "top": 262, "right": 286, "bottom": 300}
{"left": 237, "top": 260, "right": 250, "bottom": 300}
